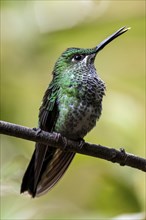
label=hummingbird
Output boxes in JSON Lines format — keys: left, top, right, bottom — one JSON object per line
{"left": 21, "top": 26, "right": 129, "bottom": 197}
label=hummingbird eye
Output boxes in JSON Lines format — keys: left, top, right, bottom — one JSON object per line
{"left": 71, "top": 54, "right": 85, "bottom": 62}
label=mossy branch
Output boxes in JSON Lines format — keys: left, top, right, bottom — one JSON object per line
{"left": 0, "top": 120, "right": 146, "bottom": 172}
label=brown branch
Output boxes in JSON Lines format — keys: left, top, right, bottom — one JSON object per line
{"left": 0, "top": 120, "right": 146, "bottom": 172}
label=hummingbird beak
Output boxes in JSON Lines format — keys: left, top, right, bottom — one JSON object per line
{"left": 95, "top": 26, "right": 130, "bottom": 54}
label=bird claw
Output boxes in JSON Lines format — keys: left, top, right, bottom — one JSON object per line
{"left": 52, "top": 132, "right": 62, "bottom": 142}
{"left": 51, "top": 133, "right": 85, "bottom": 151}
{"left": 33, "top": 127, "right": 42, "bottom": 136}
{"left": 61, "top": 137, "right": 85, "bottom": 151}
{"left": 61, "top": 136, "right": 68, "bottom": 151}
{"left": 78, "top": 138, "right": 85, "bottom": 150}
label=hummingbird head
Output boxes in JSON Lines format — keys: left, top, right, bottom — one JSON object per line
{"left": 53, "top": 26, "right": 130, "bottom": 75}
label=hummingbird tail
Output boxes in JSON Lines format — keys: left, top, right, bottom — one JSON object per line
{"left": 20, "top": 143, "right": 75, "bottom": 197}
{"left": 36, "top": 148, "right": 75, "bottom": 197}
{"left": 20, "top": 148, "right": 37, "bottom": 197}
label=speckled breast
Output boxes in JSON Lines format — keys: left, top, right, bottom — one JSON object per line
{"left": 54, "top": 72, "right": 105, "bottom": 140}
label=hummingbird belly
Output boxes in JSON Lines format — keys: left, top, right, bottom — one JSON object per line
{"left": 54, "top": 70, "right": 105, "bottom": 140}
{"left": 54, "top": 97, "right": 100, "bottom": 140}
{"left": 54, "top": 71, "right": 105, "bottom": 140}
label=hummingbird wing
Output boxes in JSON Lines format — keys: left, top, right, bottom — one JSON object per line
{"left": 20, "top": 81, "right": 75, "bottom": 197}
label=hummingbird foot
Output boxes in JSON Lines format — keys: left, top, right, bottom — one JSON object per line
{"left": 61, "top": 136, "right": 70, "bottom": 151}
{"left": 52, "top": 132, "right": 61, "bottom": 140}
{"left": 62, "top": 137, "right": 85, "bottom": 151}
{"left": 55, "top": 134, "right": 85, "bottom": 151}
{"left": 78, "top": 138, "right": 85, "bottom": 150}
{"left": 52, "top": 132, "right": 69, "bottom": 151}
{"left": 33, "top": 127, "right": 42, "bottom": 135}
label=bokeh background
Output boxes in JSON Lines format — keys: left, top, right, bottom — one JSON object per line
{"left": 1, "top": 0, "right": 145, "bottom": 219}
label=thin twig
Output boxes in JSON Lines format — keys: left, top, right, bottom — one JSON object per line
{"left": 0, "top": 120, "right": 146, "bottom": 172}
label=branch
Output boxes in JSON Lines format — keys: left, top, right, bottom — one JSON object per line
{"left": 0, "top": 120, "right": 146, "bottom": 172}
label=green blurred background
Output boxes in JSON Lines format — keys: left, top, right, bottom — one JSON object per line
{"left": 1, "top": 0, "right": 145, "bottom": 219}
